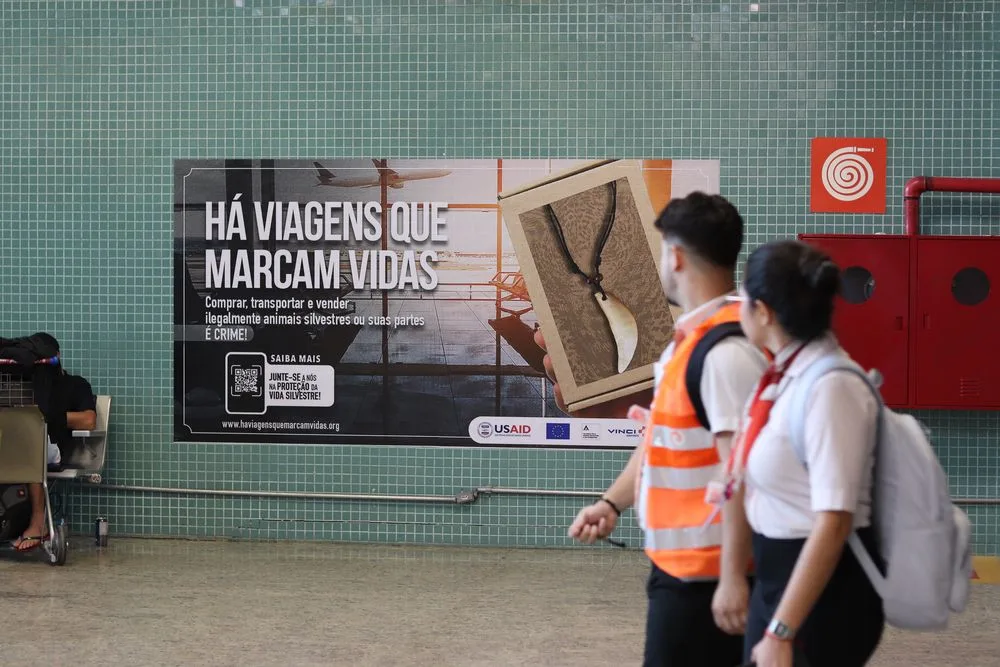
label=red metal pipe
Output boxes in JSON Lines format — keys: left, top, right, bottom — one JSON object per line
{"left": 904, "top": 176, "right": 1000, "bottom": 236}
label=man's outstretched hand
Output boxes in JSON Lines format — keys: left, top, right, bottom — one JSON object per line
{"left": 534, "top": 329, "right": 653, "bottom": 420}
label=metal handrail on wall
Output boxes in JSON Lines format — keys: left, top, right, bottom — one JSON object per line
{"left": 81, "top": 481, "right": 1000, "bottom": 506}
{"left": 84, "top": 483, "right": 602, "bottom": 504}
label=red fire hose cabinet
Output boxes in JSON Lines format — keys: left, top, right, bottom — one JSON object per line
{"left": 800, "top": 177, "right": 1000, "bottom": 410}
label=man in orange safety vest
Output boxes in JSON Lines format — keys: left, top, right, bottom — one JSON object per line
{"left": 536, "top": 192, "right": 769, "bottom": 666}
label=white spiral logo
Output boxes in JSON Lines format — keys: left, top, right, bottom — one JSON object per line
{"left": 821, "top": 146, "right": 875, "bottom": 202}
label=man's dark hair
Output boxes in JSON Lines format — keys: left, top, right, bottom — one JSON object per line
{"left": 652, "top": 192, "right": 744, "bottom": 269}
{"left": 743, "top": 239, "right": 841, "bottom": 341}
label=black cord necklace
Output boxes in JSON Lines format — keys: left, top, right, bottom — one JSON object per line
{"left": 542, "top": 180, "right": 639, "bottom": 374}
{"left": 544, "top": 180, "right": 618, "bottom": 300}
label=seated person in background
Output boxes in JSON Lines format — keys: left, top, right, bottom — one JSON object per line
{"left": 50, "top": 372, "right": 99, "bottom": 466}
{"left": 13, "top": 370, "right": 97, "bottom": 552}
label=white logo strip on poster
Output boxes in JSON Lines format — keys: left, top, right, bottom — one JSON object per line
{"left": 468, "top": 416, "right": 643, "bottom": 448}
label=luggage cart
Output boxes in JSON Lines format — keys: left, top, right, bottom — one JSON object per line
{"left": 0, "top": 358, "right": 69, "bottom": 565}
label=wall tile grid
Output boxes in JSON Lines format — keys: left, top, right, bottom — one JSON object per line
{"left": 1, "top": 2, "right": 997, "bottom": 552}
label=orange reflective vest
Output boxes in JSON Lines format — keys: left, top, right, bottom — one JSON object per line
{"left": 635, "top": 301, "right": 743, "bottom": 581}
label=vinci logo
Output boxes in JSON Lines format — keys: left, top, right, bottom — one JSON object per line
{"left": 608, "top": 427, "right": 644, "bottom": 438}
{"left": 810, "top": 137, "right": 887, "bottom": 214}
{"left": 494, "top": 424, "right": 532, "bottom": 436}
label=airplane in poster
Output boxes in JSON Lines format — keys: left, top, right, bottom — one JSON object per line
{"left": 313, "top": 159, "right": 452, "bottom": 189}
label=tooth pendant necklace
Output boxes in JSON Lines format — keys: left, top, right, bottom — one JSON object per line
{"left": 545, "top": 180, "right": 639, "bottom": 374}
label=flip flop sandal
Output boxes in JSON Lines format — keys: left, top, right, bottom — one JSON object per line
{"left": 12, "top": 534, "right": 49, "bottom": 552}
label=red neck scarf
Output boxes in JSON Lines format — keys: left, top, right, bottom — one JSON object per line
{"left": 722, "top": 342, "right": 808, "bottom": 495}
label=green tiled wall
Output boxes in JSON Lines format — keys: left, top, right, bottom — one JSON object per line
{"left": 2, "top": 2, "right": 998, "bottom": 553}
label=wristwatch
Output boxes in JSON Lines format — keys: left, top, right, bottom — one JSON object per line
{"left": 766, "top": 618, "right": 795, "bottom": 641}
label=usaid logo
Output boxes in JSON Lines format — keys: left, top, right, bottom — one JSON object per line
{"left": 493, "top": 424, "right": 532, "bottom": 436}
{"left": 477, "top": 422, "right": 493, "bottom": 438}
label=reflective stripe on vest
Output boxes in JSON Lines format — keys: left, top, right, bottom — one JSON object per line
{"left": 644, "top": 462, "right": 722, "bottom": 491}
{"left": 650, "top": 423, "right": 714, "bottom": 451}
{"left": 637, "top": 301, "right": 743, "bottom": 582}
{"left": 645, "top": 522, "right": 723, "bottom": 553}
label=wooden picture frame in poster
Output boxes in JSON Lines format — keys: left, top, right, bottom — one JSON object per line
{"left": 499, "top": 159, "right": 681, "bottom": 412}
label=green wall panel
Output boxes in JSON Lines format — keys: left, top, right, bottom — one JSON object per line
{"left": 1, "top": 1, "right": 997, "bottom": 553}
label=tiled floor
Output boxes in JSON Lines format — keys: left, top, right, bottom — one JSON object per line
{"left": 2, "top": 539, "right": 997, "bottom": 666}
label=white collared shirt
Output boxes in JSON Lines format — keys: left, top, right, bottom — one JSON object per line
{"left": 743, "top": 333, "right": 879, "bottom": 539}
{"left": 653, "top": 294, "right": 769, "bottom": 451}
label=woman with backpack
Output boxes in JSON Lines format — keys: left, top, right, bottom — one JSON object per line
{"left": 707, "top": 239, "right": 885, "bottom": 667}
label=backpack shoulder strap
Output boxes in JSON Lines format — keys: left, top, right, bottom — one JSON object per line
{"left": 784, "top": 352, "right": 890, "bottom": 594}
{"left": 785, "top": 353, "right": 883, "bottom": 469}
{"left": 685, "top": 321, "right": 746, "bottom": 431}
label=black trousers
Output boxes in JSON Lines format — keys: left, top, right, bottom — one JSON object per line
{"left": 643, "top": 563, "right": 747, "bottom": 667}
{"left": 744, "top": 529, "right": 885, "bottom": 667}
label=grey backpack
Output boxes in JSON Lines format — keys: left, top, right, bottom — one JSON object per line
{"left": 785, "top": 353, "right": 972, "bottom": 630}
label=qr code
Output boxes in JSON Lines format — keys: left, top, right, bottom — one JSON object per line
{"left": 231, "top": 366, "right": 262, "bottom": 396}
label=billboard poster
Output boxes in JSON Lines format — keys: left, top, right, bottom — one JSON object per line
{"left": 173, "top": 159, "right": 720, "bottom": 447}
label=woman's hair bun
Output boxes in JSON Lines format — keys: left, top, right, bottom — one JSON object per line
{"left": 743, "top": 239, "right": 840, "bottom": 341}
{"left": 810, "top": 259, "right": 840, "bottom": 292}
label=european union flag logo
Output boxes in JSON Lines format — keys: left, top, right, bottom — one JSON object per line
{"left": 546, "top": 422, "right": 571, "bottom": 440}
